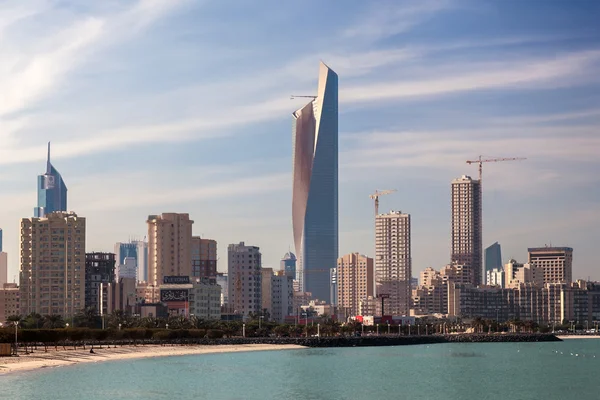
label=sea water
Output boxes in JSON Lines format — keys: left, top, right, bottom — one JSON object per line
{"left": 1, "top": 339, "right": 599, "bottom": 399}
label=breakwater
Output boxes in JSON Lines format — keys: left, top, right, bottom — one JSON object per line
{"left": 148, "top": 333, "right": 561, "bottom": 347}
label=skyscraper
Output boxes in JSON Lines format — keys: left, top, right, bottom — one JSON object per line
{"left": 34, "top": 143, "right": 67, "bottom": 218}
{"left": 485, "top": 242, "right": 502, "bottom": 274}
{"left": 375, "top": 211, "right": 412, "bottom": 316}
{"left": 20, "top": 212, "right": 85, "bottom": 316}
{"left": 292, "top": 61, "right": 338, "bottom": 303}
{"left": 147, "top": 213, "right": 194, "bottom": 287}
{"left": 451, "top": 175, "right": 482, "bottom": 286}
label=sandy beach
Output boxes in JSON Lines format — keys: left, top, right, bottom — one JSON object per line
{"left": 0, "top": 343, "right": 306, "bottom": 375}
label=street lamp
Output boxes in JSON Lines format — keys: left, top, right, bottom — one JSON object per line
{"left": 387, "top": 323, "right": 390, "bottom": 335}
{"left": 376, "top": 324, "right": 379, "bottom": 336}
{"left": 166, "top": 323, "right": 169, "bottom": 330}
{"left": 66, "top": 323, "right": 70, "bottom": 328}
{"left": 317, "top": 323, "right": 320, "bottom": 338}
{"left": 14, "top": 321, "right": 19, "bottom": 356}
{"left": 118, "top": 323, "right": 122, "bottom": 331}
{"left": 243, "top": 323, "right": 246, "bottom": 338}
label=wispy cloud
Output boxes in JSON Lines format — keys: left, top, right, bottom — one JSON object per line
{"left": 341, "top": 50, "right": 600, "bottom": 104}
{"left": 0, "top": 0, "right": 188, "bottom": 117}
{"left": 342, "top": 0, "right": 451, "bottom": 42}
{"left": 77, "top": 172, "right": 290, "bottom": 212}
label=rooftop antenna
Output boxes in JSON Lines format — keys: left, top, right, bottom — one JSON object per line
{"left": 46, "top": 141, "right": 52, "bottom": 174}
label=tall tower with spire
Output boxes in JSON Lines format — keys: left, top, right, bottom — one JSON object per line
{"left": 34, "top": 142, "right": 68, "bottom": 218}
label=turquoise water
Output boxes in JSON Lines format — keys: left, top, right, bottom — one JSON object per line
{"left": 2, "top": 340, "right": 600, "bottom": 399}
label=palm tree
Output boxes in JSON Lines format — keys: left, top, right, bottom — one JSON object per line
{"left": 75, "top": 307, "right": 98, "bottom": 328}
{"left": 6, "top": 314, "right": 23, "bottom": 327}
{"left": 42, "top": 315, "right": 65, "bottom": 329}
{"left": 107, "top": 310, "right": 131, "bottom": 329}
{"left": 23, "top": 313, "right": 43, "bottom": 329}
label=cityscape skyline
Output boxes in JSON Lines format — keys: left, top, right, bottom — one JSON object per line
{"left": 0, "top": 1, "right": 599, "bottom": 283}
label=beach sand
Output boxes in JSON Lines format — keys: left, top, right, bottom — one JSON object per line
{"left": 0, "top": 343, "right": 306, "bottom": 374}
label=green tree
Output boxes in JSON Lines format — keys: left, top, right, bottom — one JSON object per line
{"left": 42, "top": 314, "right": 66, "bottom": 329}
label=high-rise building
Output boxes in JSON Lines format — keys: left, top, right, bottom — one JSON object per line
{"left": 227, "top": 242, "right": 262, "bottom": 318}
{"left": 115, "top": 239, "right": 148, "bottom": 282}
{"left": 147, "top": 213, "right": 194, "bottom": 287}
{"left": 375, "top": 211, "right": 411, "bottom": 316}
{"left": 336, "top": 253, "right": 374, "bottom": 317}
{"left": 85, "top": 252, "right": 116, "bottom": 314}
{"left": 216, "top": 272, "right": 228, "bottom": 306}
{"left": 280, "top": 251, "right": 297, "bottom": 279}
{"left": 191, "top": 237, "right": 217, "bottom": 278}
{"left": 292, "top": 61, "right": 338, "bottom": 303}
{"left": 34, "top": 143, "right": 67, "bottom": 218}
{"left": 528, "top": 247, "right": 573, "bottom": 284}
{"left": 261, "top": 267, "right": 274, "bottom": 318}
{"left": 485, "top": 242, "right": 502, "bottom": 274}
{"left": 20, "top": 212, "right": 85, "bottom": 316}
{"left": 0, "top": 227, "right": 7, "bottom": 286}
{"left": 271, "top": 270, "right": 294, "bottom": 323}
{"left": 451, "top": 175, "right": 482, "bottom": 286}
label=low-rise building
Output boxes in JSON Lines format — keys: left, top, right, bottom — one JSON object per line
{"left": 0, "top": 283, "right": 19, "bottom": 323}
{"left": 189, "top": 278, "right": 221, "bottom": 320}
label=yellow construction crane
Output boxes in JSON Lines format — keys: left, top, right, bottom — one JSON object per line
{"left": 466, "top": 156, "right": 527, "bottom": 183}
{"left": 369, "top": 189, "right": 397, "bottom": 216}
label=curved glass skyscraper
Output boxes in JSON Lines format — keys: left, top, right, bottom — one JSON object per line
{"left": 292, "top": 62, "right": 338, "bottom": 302}
{"left": 34, "top": 142, "right": 67, "bottom": 218}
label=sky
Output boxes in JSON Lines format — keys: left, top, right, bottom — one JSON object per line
{"left": 1, "top": 0, "right": 599, "bottom": 283}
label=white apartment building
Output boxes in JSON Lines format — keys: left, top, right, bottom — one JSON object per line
{"left": 376, "top": 210, "right": 411, "bottom": 316}
{"left": 271, "top": 270, "right": 294, "bottom": 323}
{"left": 227, "top": 242, "right": 262, "bottom": 318}
{"left": 505, "top": 259, "right": 543, "bottom": 288}
{"left": 189, "top": 278, "right": 221, "bottom": 320}
{"left": 486, "top": 268, "right": 505, "bottom": 288}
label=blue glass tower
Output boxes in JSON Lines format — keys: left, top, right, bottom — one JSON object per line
{"left": 280, "top": 251, "right": 297, "bottom": 278}
{"left": 34, "top": 142, "right": 67, "bottom": 218}
{"left": 485, "top": 242, "right": 502, "bottom": 273}
{"left": 292, "top": 62, "right": 338, "bottom": 302}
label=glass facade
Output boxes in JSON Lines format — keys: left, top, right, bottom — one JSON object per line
{"left": 34, "top": 143, "right": 67, "bottom": 218}
{"left": 485, "top": 242, "right": 502, "bottom": 274}
{"left": 292, "top": 62, "right": 338, "bottom": 303}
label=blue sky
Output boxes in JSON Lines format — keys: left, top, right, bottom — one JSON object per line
{"left": 1, "top": 0, "right": 599, "bottom": 282}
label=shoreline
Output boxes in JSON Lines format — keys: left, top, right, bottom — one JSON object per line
{"left": 0, "top": 344, "right": 306, "bottom": 375}
{"left": 556, "top": 335, "right": 600, "bottom": 340}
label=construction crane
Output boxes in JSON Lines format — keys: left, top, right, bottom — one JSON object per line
{"left": 466, "top": 156, "right": 527, "bottom": 183}
{"left": 369, "top": 189, "right": 397, "bottom": 216}
{"left": 290, "top": 95, "right": 317, "bottom": 100}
